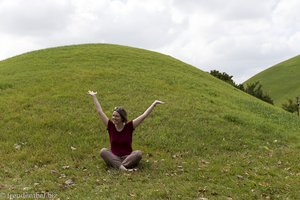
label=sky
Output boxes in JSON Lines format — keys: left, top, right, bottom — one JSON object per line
{"left": 0, "top": 0, "right": 299, "bottom": 83}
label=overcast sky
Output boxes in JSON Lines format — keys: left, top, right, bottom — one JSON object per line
{"left": 0, "top": 0, "right": 299, "bottom": 83}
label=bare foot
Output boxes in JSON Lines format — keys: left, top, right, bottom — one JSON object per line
{"left": 119, "top": 165, "right": 138, "bottom": 172}
{"left": 119, "top": 165, "right": 128, "bottom": 171}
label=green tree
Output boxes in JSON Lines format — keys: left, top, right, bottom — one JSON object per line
{"left": 210, "top": 70, "right": 236, "bottom": 87}
{"left": 244, "top": 81, "right": 273, "bottom": 105}
{"left": 210, "top": 70, "right": 273, "bottom": 105}
{"left": 282, "top": 99, "right": 298, "bottom": 113}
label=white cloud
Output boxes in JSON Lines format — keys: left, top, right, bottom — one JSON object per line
{"left": 159, "top": 0, "right": 300, "bottom": 82}
{"left": 0, "top": 0, "right": 299, "bottom": 83}
{"left": 0, "top": 0, "right": 74, "bottom": 36}
{"left": 65, "top": 0, "right": 184, "bottom": 48}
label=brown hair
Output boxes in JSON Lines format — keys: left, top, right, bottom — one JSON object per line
{"left": 114, "top": 107, "right": 128, "bottom": 123}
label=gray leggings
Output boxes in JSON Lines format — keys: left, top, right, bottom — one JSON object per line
{"left": 100, "top": 148, "right": 142, "bottom": 169}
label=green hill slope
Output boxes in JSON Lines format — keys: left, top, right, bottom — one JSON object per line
{"left": 245, "top": 55, "right": 300, "bottom": 106}
{"left": 1, "top": 44, "right": 300, "bottom": 199}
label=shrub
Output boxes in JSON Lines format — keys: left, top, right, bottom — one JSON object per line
{"left": 244, "top": 81, "right": 273, "bottom": 105}
{"left": 210, "top": 70, "right": 236, "bottom": 87}
{"left": 282, "top": 99, "right": 298, "bottom": 113}
{"left": 210, "top": 70, "right": 273, "bottom": 105}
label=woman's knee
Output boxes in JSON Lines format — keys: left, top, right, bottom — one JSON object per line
{"left": 135, "top": 150, "right": 143, "bottom": 160}
{"left": 100, "top": 148, "right": 108, "bottom": 157}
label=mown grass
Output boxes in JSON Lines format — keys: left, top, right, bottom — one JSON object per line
{"left": 245, "top": 55, "right": 300, "bottom": 106}
{"left": 0, "top": 44, "right": 300, "bottom": 199}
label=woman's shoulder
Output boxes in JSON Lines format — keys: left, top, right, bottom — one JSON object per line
{"left": 126, "top": 120, "right": 134, "bottom": 130}
{"left": 107, "top": 119, "right": 114, "bottom": 129}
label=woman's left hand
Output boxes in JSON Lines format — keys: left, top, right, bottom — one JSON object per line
{"left": 88, "top": 90, "right": 97, "bottom": 96}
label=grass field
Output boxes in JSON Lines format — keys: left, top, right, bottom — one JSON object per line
{"left": 1, "top": 44, "right": 300, "bottom": 199}
{"left": 244, "top": 55, "right": 300, "bottom": 106}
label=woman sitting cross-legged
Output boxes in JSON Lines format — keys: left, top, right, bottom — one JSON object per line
{"left": 88, "top": 90, "right": 165, "bottom": 171}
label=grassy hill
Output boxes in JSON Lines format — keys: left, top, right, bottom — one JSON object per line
{"left": 244, "top": 55, "right": 300, "bottom": 106}
{"left": 0, "top": 44, "right": 300, "bottom": 199}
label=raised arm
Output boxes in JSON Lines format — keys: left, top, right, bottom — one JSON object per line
{"left": 88, "top": 90, "right": 109, "bottom": 126}
{"left": 133, "top": 100, "right": 165, "bottom": 129}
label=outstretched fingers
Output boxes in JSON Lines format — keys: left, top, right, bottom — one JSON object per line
{"left": 154, "top": 100, "right": 165, "bottom": 105}
{"left": 87, "top": 90, "right": 97, "bottom": 96}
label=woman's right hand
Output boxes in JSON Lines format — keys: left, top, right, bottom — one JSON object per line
{"left": 153, "top": 100, "right": 165, "bottom": 106}
{"left": 88, "top": 90, "right": 97, "bottom": 96}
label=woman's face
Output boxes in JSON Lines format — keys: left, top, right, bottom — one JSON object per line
{"left": 112, "top": 111, "right": 122, "bottom": 125}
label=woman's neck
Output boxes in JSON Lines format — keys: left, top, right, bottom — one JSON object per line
{"left": 115, "top": 122, "right": 125, "bottom": 131}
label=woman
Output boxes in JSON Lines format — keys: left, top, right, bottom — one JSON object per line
{"left": 88, "top": 90, "right": 165, "bottom": 171}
